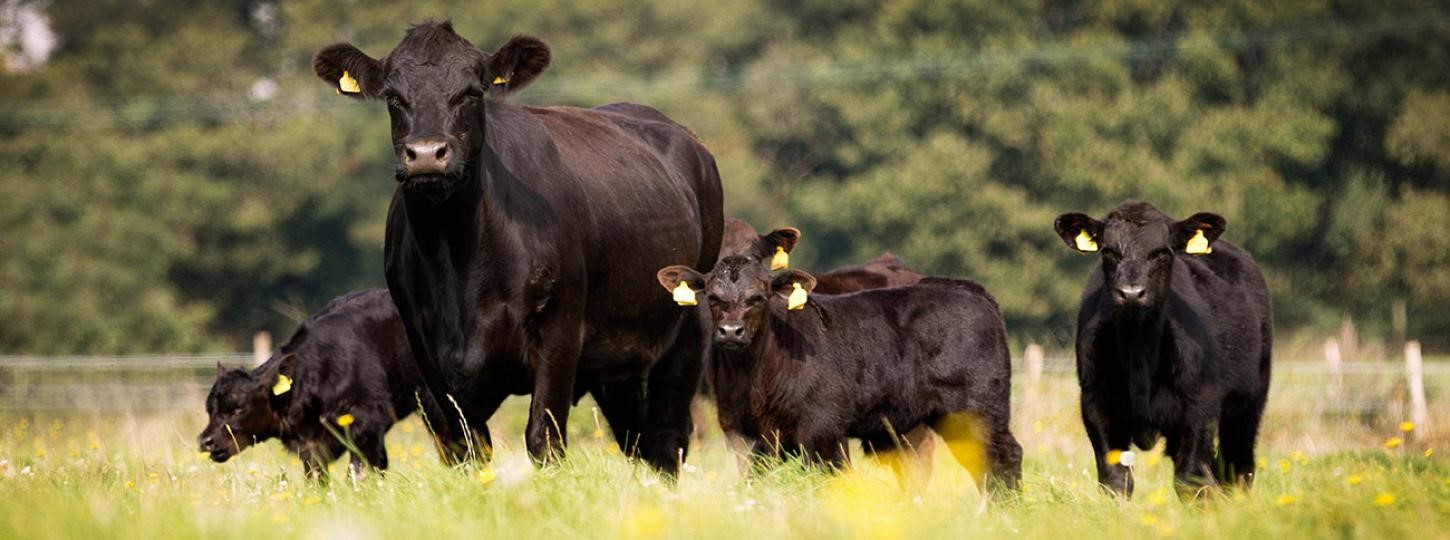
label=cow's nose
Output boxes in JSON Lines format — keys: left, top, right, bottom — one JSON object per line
{"left": 715, "top": 322, "right": 745, "bottom": 341}
{"left": 1115, "top": 285, "right": 1146, "bottom": 304}
{"left": 403, "top": 140, "right": 450, "bottom": 175}
{"left": 199, "top": 436, "right": 214, "bottom": 451}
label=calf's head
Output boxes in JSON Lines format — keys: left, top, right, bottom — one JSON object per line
{"left": 312, "top": 22, "right": 551, "bottom": 197}
{"left": 657, "top": 257, "right": 816, "bottom": 352}
{"left": 197, "top": 356, "right": 296, "bottom": 462}
{"left": 1055, "top": 201, "right": 1225, "bottom": 309}
{"left": 719, "top": 219, "right": 802, "bottom": 268}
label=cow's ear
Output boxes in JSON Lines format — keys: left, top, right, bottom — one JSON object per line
{"left": 261, "top": 353, "right": 298, "bottom": 400}
{"left": 761, "top": 227, "right": 801, "bottom": 255}
{"left": 657, "top": 265, "right": 707, "bottom": 305}
{"left": 1173, "top": 212, "right": 1226, "bottom": 255}
{"left": 485, "top": 35, "right": 551, "bottom": 97}
{"left": 771, "top": 269, "right": 817, "bottom": 300}
{"left": 1054, "top": 213, "right": 1103, "bottom": 253}
{"left": 313, "top": 43, "right": 384, "bottom": 99}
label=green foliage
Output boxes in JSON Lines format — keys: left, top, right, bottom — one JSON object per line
{"left": 1, "top": 0, "right": 1448, "bottom": 352}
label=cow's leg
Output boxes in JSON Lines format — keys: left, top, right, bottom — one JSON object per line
{"left": 985, "top": 422, "right": 1023, "bottom": 494}
{"left": 1218, "top": 392, "right": 1267, "bottom": 490}
{"left": 590, "top": 376, "right": 646, "bottom": 456}
{"left": 526, "top": 325, "right": 584, "bottom": 466}
{"left": 863, "top": 426, "right": 935, "bottom": 493}
{"left": 1171, "top": 422, "right": 1218, "bottom": 499}
{"left": 802, "top": 436, "right": 849, "bottom": 471}
{"left": 638, "top": 310, "right": 708, "bottom": 477}
{"left": 299, "top": 445, "right": 331, "bottom": 484}
{"left": 1081, "top": 395, "right": 1134, "bottom": 497}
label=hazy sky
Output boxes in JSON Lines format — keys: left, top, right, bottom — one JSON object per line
{"left": 1, "top": 0, "right": 56, "bottom": 71}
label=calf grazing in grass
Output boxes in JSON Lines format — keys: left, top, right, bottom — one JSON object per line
{"left": 659, "top": 258, "right": 1022, "bottom": 493}
{"left": 1054, "top": 201, "right": 1272, "bottom": 498}
{"left": 198, "top": 289, "right": 476, "bottom": 480}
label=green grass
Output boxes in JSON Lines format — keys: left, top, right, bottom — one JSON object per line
{"left": 1, "top": 389, "right": 1446, "bottom": 540}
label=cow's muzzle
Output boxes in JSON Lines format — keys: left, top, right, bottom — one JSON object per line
{"left": 403, "top": 139, "right": 450, "bottom": 177}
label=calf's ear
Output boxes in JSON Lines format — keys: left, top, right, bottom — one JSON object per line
{"left": 771, "top": 269, "right": 817, "bottom": 297}
{"left": 761, "top": 227, "right": 801, "bottom": 254}
{"left": 657, "top": 265, "right": 707, "bottom": 305}
{"left": 486, "top": 35, "right": 551, "bottom": 97}
{"left": 313, "top": 43, "right": 383, "bottom": 99}
{"left": 1054, "top": 213, "right": 1103, "bottom": 253}
{"left": 1173, "top": 212, "right": 1226, "bottom": 255}
{"left": 260, "top": 353, "right": 299, "bottom": 399}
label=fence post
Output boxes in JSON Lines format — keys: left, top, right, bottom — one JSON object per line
{"left": 253, "top": 331, "right": 272, "bottom": 367}
{"left": 1024, "top": 343, "right": 1044, "bottom": 391}
{"left": 1405, "top": 340, "right": 1429, "bottom": 441}
{"left": 1324, "top": 337, "right": 1342, "bottom": 398}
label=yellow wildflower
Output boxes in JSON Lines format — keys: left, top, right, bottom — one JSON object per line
{"left": 1400, "top": 421, "right": 1415, "bottom": 433}
{"left": 477, "top": 468, "right": 496, "bottom": 485}
{"left": 1385, "top": 437, "right": 1403, "bottom": 449}
{"left": 1140, "top": 513, "right": 1159, "bottom": 526}
{"left": 336, "top": 414, "right": 355, "bottom": 428}
{"left": 124, "top": 480, "right": 135, "bottom": 490}
{"left": 1278, "top": 459, "right": 1291, "bottom": 473}
{"left": 1291, "top": 450, "right": 1308, "bottom": 465}
{"left": 1148, "top": 488, "right": 1170, "bottom": 507}
{"left": 593, "top": 428, "right": 605, "bottom": 439}
{"left": 1275, "top": 494, "right": 1297, "bottom": 506}
{"left": 1346, "top": 474, "right": 1364, "bottom": 486}
{"left": 621, "top": 505, "right": 667, "bottom": 539}
{"left": 303, "top": 495, "right": 322, "bottom": 506}
{"left": 1425, "top": 448, "right": 1434, "bottom": 458}
{"left": 1373, "top": 492, "right": 1396, "bottom": 506}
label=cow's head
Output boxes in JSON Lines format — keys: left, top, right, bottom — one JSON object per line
{"left": 1055, "top": 201, "right": 1225, "bottom": 309}
{"left": 719, "top": 219, "right": 802, "bottom": 264}
{"left": 197, "top": 356, "right": 295, "bottom": 462}
{"left": 312, "top": 22, "right": 551, "bottom": 198}
{"left": 657, "top": 257, "right": 816, "bottom": 352}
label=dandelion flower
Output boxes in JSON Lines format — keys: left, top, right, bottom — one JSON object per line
{"left": 1278, "top": 459, "right": 1291, "bottom": 473}
{"left": 1373, "top": 492, "right": 1396, "bottom": 506}
{"left": 1400, "top": 421, "right": 1415, "bottom": 433}
{"left": 1346, "top": 474, "right": 1364, "bottom": 486}
{"left": 1425, "top": 448, "right": 1434, "bottom": 458}
{"left": 1385, "top": 437, "right": 1403, "bottom": 449}
{"left": 336, "top": 414, "right": 355, "bottom": 428}
{"left": 1149, "top": 488, "right": 1169, "bottom": 507}
{"left": 1275, "top": 494, "right": 1297, "bottom": 506}
{"left": 477, "top": 468, "right": 496, "bottom": 485}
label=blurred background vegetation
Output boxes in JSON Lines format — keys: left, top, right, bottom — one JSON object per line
{"left": 1, "top": 0, "right": 1447, "bottom": 355}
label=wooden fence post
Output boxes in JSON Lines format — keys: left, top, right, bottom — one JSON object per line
{"left": 1324, "top": 337, "right": 1342, "bottom": 398}
{"left": 1024, "top": 343, "right": 1044, "bottom": 391}
{"left": 1405, "top": 340, "right": 1429, "bottom": 441}
{"left": 253, "top": 331, "right": 272, "bottom": 367}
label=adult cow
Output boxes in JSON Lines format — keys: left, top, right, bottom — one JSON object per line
{"left": 1054, "top": 201, "right": 1272, "bottom": 498}
{"left": 312, "top": 22, "right": 723, "bottom": 475}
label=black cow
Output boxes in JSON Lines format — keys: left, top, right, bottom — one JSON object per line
{"left": 711, "top": 219, "right": 933, "bottom": 469}
{"left": 312, "top": 22, "right": 722, "bottom": 475}
{"left": 1054, "top": 201, "right": 1272, "bottom": 498}
{"left": 657, "top": 258, "right": 1022, "bottom": 493}
{"left": 197, "top": 289, "right": 473, "bottom": 480}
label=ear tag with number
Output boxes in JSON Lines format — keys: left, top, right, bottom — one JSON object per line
{"left": 787, "top": 282, "right": 808, "bottom": 310}
{"left": 770, "top": 246, "right": 789, "bottom": 271}
{"left": 1074, "top": 229, "right": 1099, "bottom": 252}
{"left": 272, "top": 374, "right": 292, "bottom": 396}
{"left": 1185, "top": 229, "right": 1212, "bottom": 254}
{"left": 338, "top": 71, "right": 361, "bottom": 94}
{"left": 672, "top": 282, "right": 698, "bottom": 306}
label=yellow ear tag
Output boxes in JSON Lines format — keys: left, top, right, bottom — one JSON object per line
{"left": 770, "top": 246, "right": 789, "bottom": 271}
{"left": 1186, "top": 229, "right": 1212, "bottom": 254}
{"left": 492, "top": 76, "right": 509, "bottom": 86}
{"left": 272, "top": 374, "right": 292, "bottom": 396}
{"left": 787, "top": 282, "right": 808, "bottom": 311}
{"left": 338, "top": 71, "right": 361, "bottom": 94}
{"left": 672, "top": 282, "right": 697, "bottom": 306}
{"left": 1074, "top": 229, "right": 1099, "bottom": 252}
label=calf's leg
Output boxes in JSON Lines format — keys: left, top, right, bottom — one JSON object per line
{"left": 1081, "top": 396, "right": 1135, "bottom": 497}
{"left": 1217, "top": 392, "right": 1266, "bottom": 490}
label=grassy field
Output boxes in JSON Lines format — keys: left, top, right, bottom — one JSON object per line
{"left": 0, "top": 371, "right": 1445, "bottom": 539}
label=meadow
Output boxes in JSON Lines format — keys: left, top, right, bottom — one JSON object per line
{"left": 0, "top": 362, "right": 1445, "bottom": 539}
